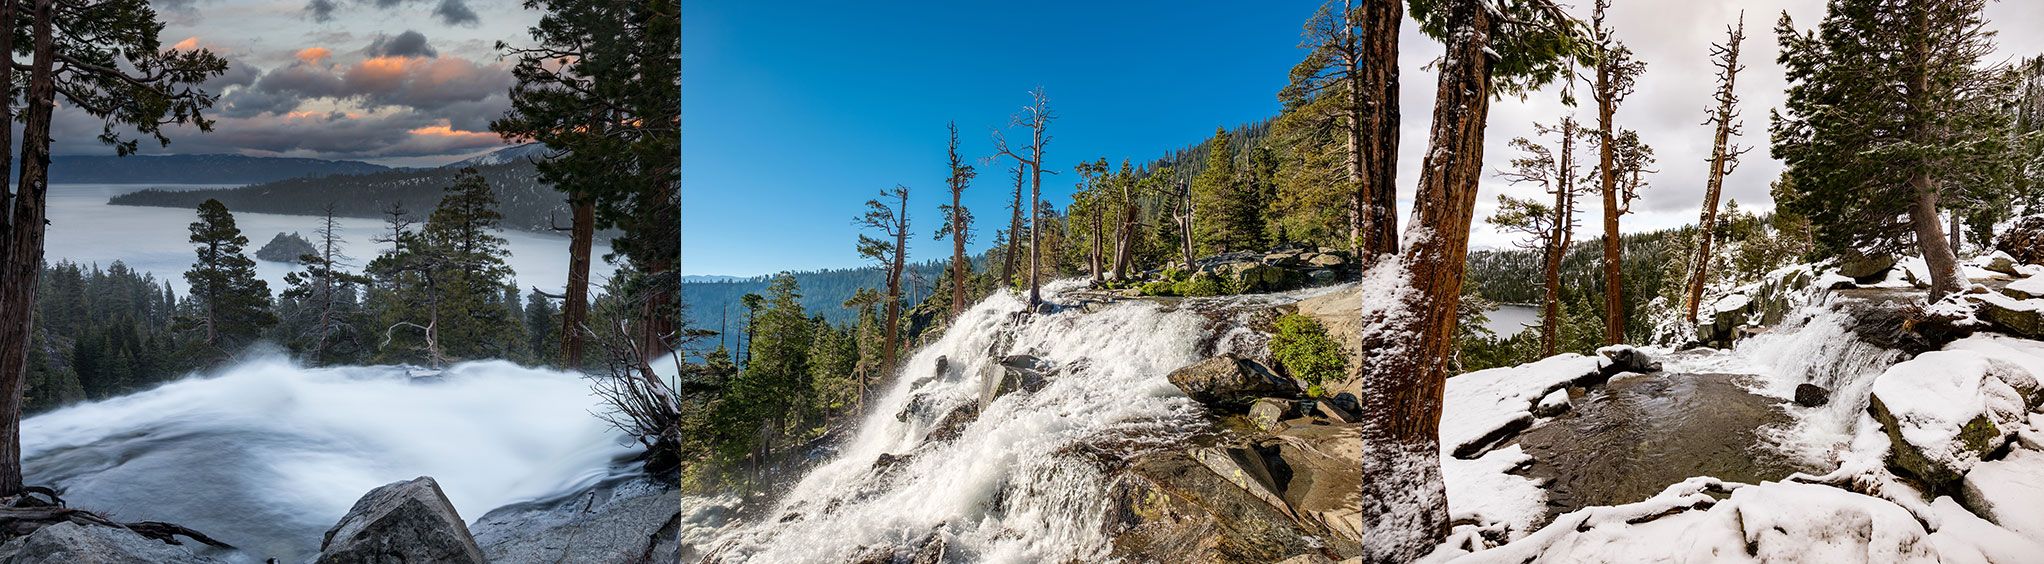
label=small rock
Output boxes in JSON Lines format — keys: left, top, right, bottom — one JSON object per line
{"left": 1304, "top": 253, "right": 1346, "bottom": 268}
{"left": 317, "top": 476, "right": 486, "bottom": 564}
{"left": 1596, "top": 345, "right": 1662, "bottom": 377}
{"left": 979, "top": 354, "right": 1055, "bottom": 410}
{"left": 1248, "top": 398, "right": 1297, "bottom": 431}
{"left": 1533, "top": 388, "right": 1571, "bottom": 417}
{"left": 1982, "top": 251, "right": 2022, "bottom": 276}
{"left": 1794, "top": 383, "right": 1831, "bottom": 407}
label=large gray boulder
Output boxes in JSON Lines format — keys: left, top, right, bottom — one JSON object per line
{"left": 1839, "top": 250, "right": 1898, "bottom": 280}
{"left": 472, "top": 476, "right": 682, "bottom": 564}
{"left": 1166, "top": 354, "right": 1298, "bottom": 412}
{"left": 317, "top": 476, "right": 486, "bottom": 564}
{"left": 0, "top": 522, "right": 224, "bottom": 564}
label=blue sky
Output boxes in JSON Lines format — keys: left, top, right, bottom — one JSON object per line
{"left": 682, "top": 1, "right": 1319, "bottom": 277}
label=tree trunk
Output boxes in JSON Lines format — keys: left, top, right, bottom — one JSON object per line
{"left": 1911, "top": 174, "right": 1965, "bottom": 300}
{"left": 1360, "top": 0, "right": 1402, "bottom": 257}
{"left": 1028, "top": 160, "right": 1042, "bottom": 307}
{"left": 883, "top": 193, "right": 907, "bottom": 373}
{"left": 0, "top": 0, "right": 44, "bottom": 498}
{"left": 1358, "top": 0, "right": 1490, "bottom": 558}
{"left": 1596, "top": 78, "right": 1624, "bottom": 346}
{"left": 1111, "top": 195, "right": 1137, "bottom": 280}
{"left": 1002, "top": 169, "right": 1023, "bottom": 289}
{"left": 1686, "top": 159, "right": 1728, "bottom": 323}
{"left": 1089, "top": 201, "right": 1103, "bottom": 283}
{"left": 561, "top": 199, "right": 594, "bottom": 366}
{"left": 950, "top": 192, "right": 967, "bottom": 319}
{"left": 1178, "top": 182, "right": 1196, "bottom": 269}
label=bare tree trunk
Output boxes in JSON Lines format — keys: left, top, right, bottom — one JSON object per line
{"left": 1911, "top": 176, "right": 1965, "bottom": 300}
{"left": 1358, "top": 0, "right": 1490, "bottom": 557}
{"left": 1596, "top": 87, "right": 1624, "bottom": 346}
{"left": 1178, "top": 181, "right": 1196, "bottom": 269}
{"left": 1089, "top": 202, "right": 1103, "bottom": 283}
{"left": 1027, "top": 166, "right": 1042, "bottom": 307}
{"left": 883, "top": 190, "right": 908, "bottom": 373}
{"left": 1360, "top": 0, "right": 1401, "bottom": 257}
{"left": 562, "top": 199, "right": 594, "bottom": 365}
{"left": 0, "top": 0, "right": 44, "bottom": 498}
{"left": 1002, "top": 167, "right": 1023, "bottom": 289}
{"left": 1686, "top": 15, "right": 1745, "bottom": 323}
{"left": 1542, "top": 119, "right": 1578, "bottom": 356}
{"left": 1110, "top": 194, "right": 1137, "bottom": 280}
{"left": 950, "top": 195, "right": 967, "bottom": 319}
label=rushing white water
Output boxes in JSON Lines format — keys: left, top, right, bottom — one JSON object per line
{"left": 1665, "top": 294, "right": 1907, "bottom": 466}
{"left": 700, "top": 280, "right": 1303, "bottom": 563}
{"left": 21, "top": 356, "right": 637, "bottom": 562}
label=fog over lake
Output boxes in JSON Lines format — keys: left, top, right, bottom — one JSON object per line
{"left": 45, "top": 183, "right": 614, "bottom": 296}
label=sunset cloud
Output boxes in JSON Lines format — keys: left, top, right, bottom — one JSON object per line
{"left": 172, "top": 36, "right": 202, "bottom": 51}
{"left": 295, "top": 47, "right": 332, "bottom": 64}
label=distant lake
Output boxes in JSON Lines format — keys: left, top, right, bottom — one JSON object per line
{"left": 1484, "top": 304, "right": 1539, "bottom": 338}
{"left": 44, "top": 183, "right": 615, "bottom": 296}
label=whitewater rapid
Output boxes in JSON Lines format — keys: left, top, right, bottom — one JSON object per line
{"left": 699, "top": 281, "right": 1319, "bottom": 563}
{"left": 20, "top": 356, "right": 637, "bottom": 562}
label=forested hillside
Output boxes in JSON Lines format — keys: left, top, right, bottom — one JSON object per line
{"left": 683, "top": 259, "right": 958, "bottom": 329}
{"left": 107, "top": 161, "right": 580, "bottom": 235}
{"left": 46, "top": 154, "right": 391, "bottom": 184}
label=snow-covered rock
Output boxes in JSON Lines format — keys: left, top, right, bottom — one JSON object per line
{"left": 1959, "top": 448, "right": 2044, "bottom": 539}
{"left": 1443, "top": 354, "right": 1605, "bottom": 459}
{"left": 1533, "top": 389, "right": 1570, "bottom": 417}
{"left": 1866, "top": 336, "right": 2043, "bottom": 485}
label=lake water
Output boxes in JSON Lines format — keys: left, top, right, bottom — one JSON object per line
{"left": 1484, "top": 304, "right": 1539, "bottom": 338}
{"left": 44, "top": 183, "right": 614, "bottom": 296}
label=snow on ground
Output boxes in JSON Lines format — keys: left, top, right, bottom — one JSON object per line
{"left": 1430, "top": 259, "right": 2044, "bottom": 562}
{"left": 1437, "top": 354, "right": 1607, "bottom": 537}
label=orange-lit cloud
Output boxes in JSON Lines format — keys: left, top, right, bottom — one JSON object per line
{"left": 409, "top": 123, "right": 498, "bottom": 143}
{"left": 172, "top": 37, "right": 202, "bottom": 51}
{"left": 296, "top": 47, "right": 332, "bottom": 64}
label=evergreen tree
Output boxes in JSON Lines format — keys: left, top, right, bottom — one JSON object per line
{"left": 1773, "top": 0, "right": 2014, "bottom": 300}
{"left": 525, "top": 290, "right": 562, "bottom": 365}
{"left": 1192, "top": 127, "right": 1266, "bottom": 253}
{"left": 855, "top": 186, "right": 910, "bottom": 377}
{"left": 181, "top": 199, "right": 276, "bottom": 356}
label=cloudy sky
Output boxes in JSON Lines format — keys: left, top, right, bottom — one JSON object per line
{"left": 54, "top": 0, "right": 543, "bottom": 167}
{"left": 686, "top": 0, "right": 2044, "bottom": 276}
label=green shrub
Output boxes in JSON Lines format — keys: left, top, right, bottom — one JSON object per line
{"left": 1175, "top": 272, "right": 1230, "bottom": 297}
{"left": 1161, "top": 267, "right": 1191, "bottom": 283}
{"left": 1140, "top": 280, "right": 1178, "bottom": 296}
{"left": 1271, "top": 313, "right": 1345, "bottom": 386}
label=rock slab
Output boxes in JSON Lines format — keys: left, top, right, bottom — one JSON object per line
{"left": 0, "top": 522, "right": 224, "bottom": 564}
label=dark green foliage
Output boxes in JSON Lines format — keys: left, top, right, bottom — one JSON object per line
{"left": 1192, "top": 127, "right": 1268, "bottom": 254}
{"left": 25, "top": 261, "right": 185, "bottom": 414}
{"left": 1174, "top": 272, "right": 1231, "bottom": 297}
{"left": 254, "top": 232, "right": 317, "bottom": 263}
{"left": 181, "top": 200, "right": 276, "bottom": 356}
{"left": 366, "top": 169, "right": 526, "bottom": 364}
{"left": 1270, "top": 314, "right": 1345, "bottom": 389}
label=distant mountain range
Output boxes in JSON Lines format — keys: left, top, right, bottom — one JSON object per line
{"left": 47, "top": 154, "right": 394, "bottom": 184}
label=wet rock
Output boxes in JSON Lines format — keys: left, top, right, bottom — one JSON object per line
{"left": 0, "top": 522, "right": 224, "bottom": 564}
{"left": 1839, "top": 250, "right": 1898, "bottom": 280}
{"left": 1234, "top": 263, "right": 1305, "bottom": 294}
{"left": 1248, "top": 398, "right": 1297, "bottom": 431}
{"left": 1106, "top": 449, "right": 1355, "bottom": 562}
{"left": 1794, "top": 383, "right": 1831, "bottom": 407}
{"left": 471, "top": 475, "right": 683, "bottom": 564}
{"left": 1995, "top": 215, "right": 2044, "bottom": 265}
{"left": 317, "top": 476, "right": 486, "bottom": 564}
{"left": 978, "top": 354, "right": 1054, "bottom": 410}
{"left": 1533, "top": 388, "right": 1571, "bottom": 417}
{"left": 923, "top": 403, "right": 979, "bottom": 442}
{"left": 1167, "top": 354, "right": 1298, "bottom": 413}
{"left": 896, "top": 393, "right": 937, "bottom": 422}
{"left": 1303, "top": 252, "right": 1347, "bottom": 268}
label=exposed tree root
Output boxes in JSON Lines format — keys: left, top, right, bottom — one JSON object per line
{"left": 0, "top": 489, "right": 232, "bottom": 549}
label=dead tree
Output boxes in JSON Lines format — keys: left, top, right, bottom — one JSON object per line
{"left": 938, "top": 123, "right": 976, "bottom": 319}
{"left": 993, "top": 89, "right": 1054, "bottom": 307}
{"left": 1685, "top": 14, "right": 1748, "bottom": 322}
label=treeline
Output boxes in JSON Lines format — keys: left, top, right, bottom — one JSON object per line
{"left": 105, "top": 161, "right": 589, "bottom": 235}
{"left": 20, "top": 169, "right": 592, "bottom": 415}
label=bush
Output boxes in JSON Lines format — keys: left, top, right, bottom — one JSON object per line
{"left": 1140, "top": 280, "right": 1178, "bottom": 296}
{"left": 1174, "top": 272, "right": 1230, "bottom": 297}
{"left": 1271, "top": 313, "right": 1345, "bottom": 386}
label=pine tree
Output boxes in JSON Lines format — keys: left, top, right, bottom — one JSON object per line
{"left": 936, "top": 123, "right": 976, "bottom": 318}
{"left": 1490, "top": 119, "right": 1592, "bottom": 356}
{"left": 993, "top": 89, "right": 1054, "bottom": 307}
{"left": 281, "top": 203, "right": 370, "bottom": 365}
{"left": 181, "top": 199, "right": 277, "bottom": 356}
{"left": 1773, "top": 0, "right": 2013, "bottom": 301}
{"left": 855, "top": 186, "right": 910, "bottom": 376}
{"left": 1192, "top": 127, "right": 1265, "bottom": 253}
{"left": 1585, "top": 0, "right": 1648, "bottom": 345}
{"left": 1282, "top": 0, "right": 1401, "bottom": 256}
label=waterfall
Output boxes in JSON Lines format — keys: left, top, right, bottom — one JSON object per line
{"left": 700, "top": 281, "right": 1315, "bottom": 563}
{"left": 20, "top": 356, "right": 636, "bottom": 562}
{"left": 1671, "top": 293, "right": 1908, "bottom": 467}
